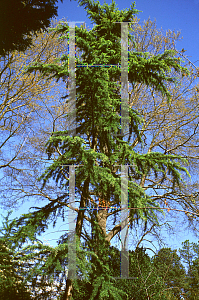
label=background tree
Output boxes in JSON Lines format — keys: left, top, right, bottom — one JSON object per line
{"left": 0, "top": 212, "right": 32, "bottom": 300}
{"left": 187, "top": 258, "right": 199, "bottom": 300}
{"left": 179, "top": 240, "right": 199, "bottom": 299}
{"left": 151, "top": 247, "right": 187, "bottom": 299}
{"left": 0, "top": 19, "right": 71, "bottom": 208}
{"left": 0, "top": 0, "right": 68, "bottom": 55}
{"left": 127, "top": 15, "right": 199, "bottom": 242}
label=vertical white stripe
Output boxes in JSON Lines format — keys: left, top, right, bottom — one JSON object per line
{"left": 68, "top": 165, "right": 76, "bottom": 279}
{"left": 121, "top": 22, "right": 129, "bottom": 137}
{"left": 121, "top": 164, "right": 129, "bottom": 278}
{"left": 68, "top": 23, "right": 76, "bottom": 136}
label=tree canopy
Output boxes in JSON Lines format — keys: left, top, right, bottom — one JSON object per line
{"left": 22, "top": 0, "right": 195, "bottom": 298}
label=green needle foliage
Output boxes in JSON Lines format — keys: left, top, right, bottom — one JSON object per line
{"left": 0, "top": 0, "right": 65, "bottom": 56}
{"left": 179, "top": 240, "right": 199, "bottom": 300}
{"left": 0, "top": 212, "right": 32, "bottom": 300}
{"left": 0, "top": 211, "right": 94, "bottom": 299}
{"left": 18, "top": 0, "right": 192, "bottom": 298}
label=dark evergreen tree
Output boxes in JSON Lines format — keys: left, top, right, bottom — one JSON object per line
{"left": 179, "top": 240, "right": 199, "bottom": 300}
{"left": 0, "top": 212, "right": 32, "bottom": 300}
{"left": 0, "top": 0, "right": 68, "bottom": 55}
{"left": 152, "top": 247, "right": 187, "bottom": 299}
{"left": 0, "top": 210, "right": 91, "bottom": 299}
{"left": 188, "top": 258, "right": 199, "bottom": 300}
{"left": 104, "top": 246, "right": 176, "bottom": 299}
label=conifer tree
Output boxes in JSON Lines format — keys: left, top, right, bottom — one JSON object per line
{"left": 179, "top": 240, "right": 199, "bottom": 299}
{"left": 0, "top": 210, "right": 84, "bottom": 299}
{"left": 152, "top": 247, "right": 187, "bottom": 299}
{"left": 0, "top": 212, "right": 32, "bottom": 300}
{"left": 21, "top": 0, "right": 191, "bottom": 298}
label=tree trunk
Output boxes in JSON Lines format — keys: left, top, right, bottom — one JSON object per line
{"left": 62, "top": 278, "right": 73, "bottom": 300}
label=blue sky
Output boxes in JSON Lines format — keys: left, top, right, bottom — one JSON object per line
{"left": 0, "top": 0, "right": 199, "bottom": 272}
